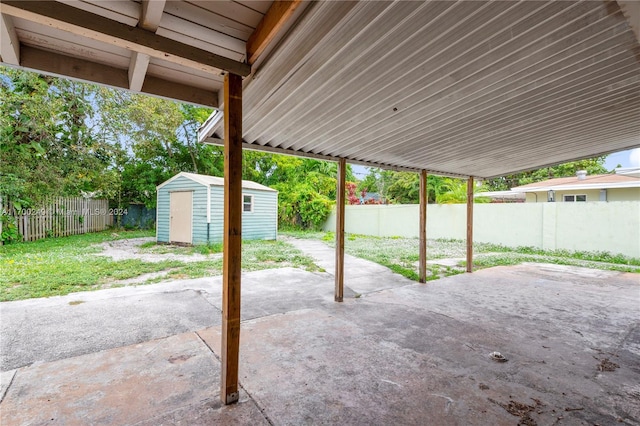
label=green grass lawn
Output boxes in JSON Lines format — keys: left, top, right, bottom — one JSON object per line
{"left": 281, "top": 230, "right": 640, "bottom": 282}
{"left": 0, "top": 230, "right": 319, "bottom": 301}
{"left": 3, "top": 229, "right": 637, "bottom": 302}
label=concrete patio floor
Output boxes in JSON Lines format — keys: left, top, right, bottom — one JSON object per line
{"left": 1, "top": 249, "right": 639, "bottom": 424}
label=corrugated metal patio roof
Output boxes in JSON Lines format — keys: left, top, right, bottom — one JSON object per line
{"left": 2, "top": 0, "right": 640, "bottom": 178}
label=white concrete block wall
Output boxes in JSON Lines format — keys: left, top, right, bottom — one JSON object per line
{"left": 474, "top": 203, "right": 543, "bottom": 248}
{"left": 324, "top": 202, "right": 640, "bottom": 258}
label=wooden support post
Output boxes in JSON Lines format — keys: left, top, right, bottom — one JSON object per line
{"left": 221, "top": 72, "right": 242, "bottom": 405}
{"left": 466, "top": 176, "right": 474, "bottom": 273}
{"left": 419, "top": 170, "right": 428, "bottom": 283}
{"left": 335, "top": 158, "right": 346, "bottom": 302}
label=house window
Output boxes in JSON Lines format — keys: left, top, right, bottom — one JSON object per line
{"left": 243, "top": 194, "right": 254, "bottom": 212}
{"left": 563, "top": 194, "right": 586, "bottom": 202}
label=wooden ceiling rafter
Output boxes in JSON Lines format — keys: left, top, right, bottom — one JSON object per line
{"left": 127, "top": 0, "right": 166, "bottom": 91}
{"left": 0, "top": 0, "right": 250, "bottom": 76}
{"left": 18, "top": 45, "right": 218, "bottom": 108}
{"left": 0, "top": 12, "right": 19, "bottom": 64}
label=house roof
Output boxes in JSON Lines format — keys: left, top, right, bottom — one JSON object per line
{"left": 511, "top": 173, "right": 640, "bottom": 192}
{"left": 2, "top": 1, "right": 640, "bottom": 178}
{"left": 476, "top": 191, "right": 526, "bottom": 200}
{"left": 157, "top": 172, "right": 277, "bottom": 193}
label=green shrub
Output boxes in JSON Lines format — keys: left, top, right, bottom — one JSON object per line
{"left": 1, "top": 211, "right": 21, "bottom": 244}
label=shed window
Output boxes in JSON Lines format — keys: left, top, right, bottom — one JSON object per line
{"left": 564, "top": 194, "right": 586, "bottom": 202}
{"left": 243, "top": 194, "right": 254, "bottom": 212}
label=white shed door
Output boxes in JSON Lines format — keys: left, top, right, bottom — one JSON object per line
{"left": 169, "top": 191, "right": 193, "bottom": 244}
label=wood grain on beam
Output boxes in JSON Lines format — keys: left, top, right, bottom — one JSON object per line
{"left": 20, "top": 46, "right": 217, "bottom": 107}
{"left": 1, "top": 1, "right": 250, "bottom": 76}
{"left": 466, "top": 177, "right": 474, "bottom": 273}
{"left": 140, "top": 0, "right": 166, "bottom": 32}
{"left": 0, "top": 13, "right": 20, "bottom": 64}
{"left": 617, "top": 0, "right": 640, "bottom": 45}
{"left": 128, "top": 51, "right": 150, "bottom": 91}
{"left": 128, "top": 1, "right": 164, "bottom": 91}
{"left": 246, "top": 0, "right": 302, "bottom": 65}
{"left": 221, "top": 72, "right": 243, "bottom": 406}
{"left": 419, "top": 170, "right": 427, "bottom": 283}
{"left": 142, "top": 75, "right": 217, "bottom": 108}
{"left": 335, "top": 157, "right": 346, "bottom": 302}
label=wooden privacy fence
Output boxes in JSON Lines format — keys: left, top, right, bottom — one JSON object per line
{"left": 1, "top": 197, "right": 114, "bottom": 242}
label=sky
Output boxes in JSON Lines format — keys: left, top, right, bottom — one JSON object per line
{"left": 604, "top": 148, "right": 640, "bottom": 170}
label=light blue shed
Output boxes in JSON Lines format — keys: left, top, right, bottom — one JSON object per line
{"left": 156, "top": 172, "right": 278, "bottom": 245}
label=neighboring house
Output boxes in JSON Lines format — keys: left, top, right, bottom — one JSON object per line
{"left": 475, "top": 191, "right": 526, "bottom": 203}
{"left": 511, "top": 170, "right": 640, "bottom": 203}
{"left": 359, "top": 192, "right": 382, "bottom": 204}
{"left": 156, "top": 172, "right": 278, "bottom": 245}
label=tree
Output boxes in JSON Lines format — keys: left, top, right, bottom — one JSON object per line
{"left": 357, "top": 169, "right": 450, "bottom": 204}
{"left": 385, "top": 171, "right": 420, "bottom": 204}
{"left": 240, "top": 155, "right": 357, "bottom": 229}
{"left": 346, "top": 182, "right": 360, "bottom": 205}
{"left": 485, "top": 157, "right": 609, "bottom": 191}
{"left": 435, "top": 178, "right": 490, "bottom": 204}
{"left": 1, "top": 67, "right": 120, "bottom": 207}
{"left": 95, "top": 90, "right": 217, "bottom": 207}
{"left": 357, "top": 157, "right": 610, "bottom": 204}
{"left": 270, "top": 158, "right": 334, "bottom": 229}
{"left": 2, "top": 67, "right": 354, "bottom": 228}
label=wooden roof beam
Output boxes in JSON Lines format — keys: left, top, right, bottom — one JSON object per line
{"left": 0, "top": 13, "right": 19, "bottom": 65}
{"left": 617, "top": 0, "right": 640, "bottom": 46}
{"left": 0, "top": 1, "right": 250, "bottom": 76}
{"left": 20, "top": 46, "right": 218, "bottom": 108}
{"left": 140, "top": 0, "right": 165, "bottom": 32}
{"left": 128, "top": 52, "right": 150, "bottom": 92}
{"left": 128, "top": 0, "right": 166, "bottom": 91}
{"left": 246, "top": 0, "right": 302, "bottom": 66}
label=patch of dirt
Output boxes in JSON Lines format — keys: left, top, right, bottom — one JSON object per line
{"left": 168, "top": 354, "right": 194, "bottom": 364}
{"left": 101, "top": 270, "right": 179, "bottom": 288}
{"left": 598, "top": 358, "right": 620, "bottom": 372}
{"left": 490, "top": 398, "right": 543, "bottom": 426}
{"left": 93, "top": 237, "right": 220, "bottom": 263}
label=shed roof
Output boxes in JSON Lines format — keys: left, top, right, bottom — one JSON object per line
{"left": 2, "top": 0, "right": 640, "bottom": 178}
{"left": 157, "top": 172, "right": 277, "bottom": 193}
{"left": 511, "top": 173, "right": 640, "bottom": 191}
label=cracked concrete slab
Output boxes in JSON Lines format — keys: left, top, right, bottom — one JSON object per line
{"left": 0, "top": 286, "right": 219, "bottom": 371}
{"left": 0, "top": 369, "right": 16, "bottom": 403}
{"left": 0, "top": 267, "right": 353, "bottom": 371}
{"left": 0, "top": 332, "right": 268, "bottom": 425}
{"left": 1, "top": 262, "right": 638, "bottom": 424}
{"left": 196, "top": 264, "right": 639, "bottom": 425}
